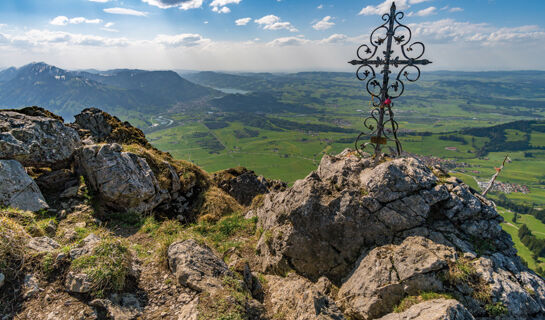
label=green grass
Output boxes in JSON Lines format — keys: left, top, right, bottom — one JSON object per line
{"left": 70, "top": 238, "right": 132, "bottom": 297}
{"left": 394, "top": 292, "right": 454, "bottom": 313}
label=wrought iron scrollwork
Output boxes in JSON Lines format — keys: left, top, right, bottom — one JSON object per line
{"left": 349, "top": 1, "right": 431, "bottom": 158}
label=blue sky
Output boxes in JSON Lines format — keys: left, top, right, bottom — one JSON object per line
{"left": 0, "top": 0, "right": 544, "bottom": 71}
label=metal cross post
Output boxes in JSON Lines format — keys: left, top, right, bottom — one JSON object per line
{"left": 349, "top": 1, "right": 431, "bottom": 158}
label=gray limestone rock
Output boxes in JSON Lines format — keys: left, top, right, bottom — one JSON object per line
{"left": 0, "top": 111, "right": 80, "bottom": 168}
{"left": 167, "top": 239, "right": 232, "bottom": 292}
{"left": 27, "top": 236, "right": 60, "bottom": 253}
{"left": 0, "top": 160, "right": 48, "bottom": 212}
{"left": 376, "top": 299, "right": 475, "bottom": 320}
{"left": 338, "top": 237, "right": 456, "bottom": 320}
{"left": 75, "top": 143, "right": 169, "bottom": 214}
{"left": 265, "top": 273, "right": 345, "bottom": 320}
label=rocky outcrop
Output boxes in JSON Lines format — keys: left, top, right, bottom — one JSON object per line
{"left": 265, "top": 273, "right": 345, "bottom": 320}
{"left": 338, "top": 237, "right": 455, "bottom": 319}
{"left": 213, "top": 167, "right": 269, "bottom": 206}
{"left": 167, "top": 239, "right": 232, "bottom": 292}
{"left": 376, "top": 299, "right": 474, "bottom": 320}
{"left": 0, "top": 110, "right": 80, "bottom": 168}
{"left": 75, "top": 143, "right": 169, "bottom": 214}
{"left": 90, "top": 293, "right": 143, "bottom": 320}
{"left": 73, "top": 108, "right": 150, "bottom": 148}
{"left": 0, "top": 159, "right": 48, "bottom": 211}
{"left": 255, "top": 150, "right": 545, "bottom": 319}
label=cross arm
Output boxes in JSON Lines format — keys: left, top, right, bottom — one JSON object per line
{"left": 348, "top": 58, "right": 432, "bottom": 67}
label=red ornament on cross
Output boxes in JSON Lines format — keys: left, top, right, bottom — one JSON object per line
{"left": 384, "top": 98, "right": 392, "bottom": 106}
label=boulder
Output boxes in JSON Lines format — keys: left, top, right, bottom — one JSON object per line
{"left": 22, "top": 274, "right": 39, "bottom": 299}
{"left": 0, "top": 110, "right": 80, "bottom": 168}
{"left": 337, "top": 237, "right": 456, "bottom": 319}
{"left": 265, "top": 273, "right": 345, "bottom": 320}
{"left": 167, "top": 239, "right": 232, "bottom": 292}
{"left": 376, "top": 299, "right": 474, "bottom": 320}
{"left": 75, "top": 143, "right": 169, "bottom": 214}
{"left": 177, "top": 297, "right": 199, "bottom": 320}
{"left": 0, "top": 159, "right": 48, "bottom": 211}
{"left": 27, "top": 236, "right": 60, "bottom": 253}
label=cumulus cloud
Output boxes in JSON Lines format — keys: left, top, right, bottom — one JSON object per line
{"left": 255, "top": 15, "right": 298, "bottom": 32}
{"left": 319, "top": 33, "right": 348, "bottom": 44}
{"left": 317, "top": 4, "right": 323, "bottom": 9}
{"left": 415, "top": 6, "right": 436, "bottom": 16}
{"left": 154, "top": 33, "right": 211, "bottom": 47}
{"left": 142, "top": 0, "right": 203, "bottom": 10}
{"left": 359, "top": 0, "right": 433, "bottom": 16}
{"left": 312, "top": 16, "right": 335, "bottom": 31}
{"left": 50, "top": 16, "right": 103, "bottom": 26}
{"left": 359, "top": 0, "right": 409, "bottom": 15}
{"left": 410, "top": 19, "right": 545, "bottom": 45}
{"left": 104, "top": 8, "right": 148, "bottom": 16}
{"left": 449, "top": 7, "right": 463, "bottom": 13}
{"left": 210, "top": 0, "right": 241, "bottom": 14}
{"left": 267, "top": 36, "right": 308, "bottom": 47}
{"left": 235, "top": 17, "right": 251, "bottom": 26}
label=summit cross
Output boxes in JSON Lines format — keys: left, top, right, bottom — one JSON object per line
{"left": 348, "top": 1, "right": 431, "bottom": 158}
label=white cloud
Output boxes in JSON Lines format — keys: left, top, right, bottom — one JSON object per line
{"left": 212, "top": 6, "right": 230, "bottom": 13}
{"left": 154, "top": 33, "right": 211, "bottom": 47}
{"left": 409, "top": 0, "right": 432, "bottom": 4}
{"left": 210, "top": 0, "right": 241, "bottom": 14}
{"left": 415, "top": 6, "right": 436, "bottom": 16}
{"left": 104, "top": 8, "right": 148, "bottom": 16}
{"left": 255, "top": 15, "right": 298, "bottom": 32}
{"left": 410, "top": 19, "right": 545, "bottom": 46}
{"left": 313, "top": 16, "right": 335, "bottom": 31}
{"left": 319, "top": 33, "right": 348, "bottom": 44}
{"left": 235, "top": 17, "right": 251, "bottom": 26}
{"left": 89, "top": 0, "right": 111, "bottom": 2}
{"left": 359, "top": 0, "right": 433, "bottom": 16}
{"left": 359, "top": 0, "right": 409, "bottom": 15}
{"left": 104, "top": 22, "right": 115, "bottom": 28}
{"left": 50, "top": 16, "right": 103, "bottom": 26}
{"left": 449, "top": 7, "right": 463, "bottom": 13}
{"left": 317, "top": 4, "right": 323, "bottom": 9}
{"left": 2, "top": 29, "right": 128, "bottom": 47}
{"left": 142, "top": 0, "right": 203, "bottom": 10}
{"left": 267, "top": 36, "right": 308, "bottom": 47}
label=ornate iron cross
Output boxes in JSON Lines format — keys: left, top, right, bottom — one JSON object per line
{"left": 349, "top": 1, "right": 431, "bottom": 158}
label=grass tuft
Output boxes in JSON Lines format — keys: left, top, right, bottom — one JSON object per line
{"left": 394, "top": 292, "right": 454, "bottom": 313}
{"left": 70, "top": 237, "right": 132, "bottom": 297}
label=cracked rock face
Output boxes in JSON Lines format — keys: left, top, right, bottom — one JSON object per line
{"left": 375, "top": 299, "right": 474, "bottom": 320}
{"left": 265, "top": 273, "right": 345, "bottom": 320}
{"left": 255, "top": 151, "right": 545, "bottom": 319}
{"left": 338, "top": 236, "right": 455, "bottom": 319}
{"left": 75, "top": 143, "right": 169, "bottom": 214}
{"left": 0, "top": 159, "right": 48, "bottom": 212}
{"left": 0, "top": 111, "right": 80, "bottom": 168}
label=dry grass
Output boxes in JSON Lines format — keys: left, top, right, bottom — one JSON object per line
{"left": 394, "top": 292, "right": 454, "bottom": 313}
{"left": 444, "top": 257, "right": 492, "bottom": 304}
{"left": 198, "top": 187, "right": 243, "bottom": 223}
{"left": 0, "top": 216, "right": 31, "bottom": 279}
